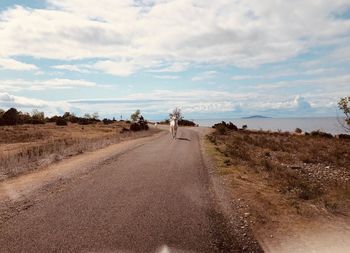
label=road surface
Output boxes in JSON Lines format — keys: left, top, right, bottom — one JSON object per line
{"left": 0, "top": 128, "right": 238, "bottom": 252}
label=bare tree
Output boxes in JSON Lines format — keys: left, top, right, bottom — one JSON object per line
{"left": 169, "top": 107, "right": 182, "bottom": 119}
{"left": 92, "top": 112, "right": 99, "bottom": 120}
{"left": 338, "top": 96, "right": 350, "bottom": 132}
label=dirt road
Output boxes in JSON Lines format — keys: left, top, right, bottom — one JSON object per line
{"left": 0, "top": 127, "right": 259, "bottom": 252}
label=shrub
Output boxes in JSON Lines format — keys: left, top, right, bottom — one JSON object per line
{"left": 295, "top": 128, "right": 302, "bottom": 134}
{"left": 2, "top": 108, "right": 19, "bottom": 125}
{"left": 310, "top": 130, "right": 333, "bottom": 138}
{"left": 213, "top": 121, "right": 238, "bottom": 131}
{"left": 130, "top": 123, "right": 141, "bottom": 131}
{"left": 129, "top": 116, "right": 149, "bottom": 131}
{"left": 216, "top": 125, "right": 227, "bottom": 135}
{"left": 102, "top": 118, "right": 114, "bottom": 125}
{"left": 227, "top": 122, "right": 238, "bottom": 131}
{"left": 56, "top": 117, "right": 68, "bottom": 126}
{"left": 178, "top": 119, "right": 196, "bottom": 126}
{"left": 337, "top": 134, "right": 350, "bottom": 140}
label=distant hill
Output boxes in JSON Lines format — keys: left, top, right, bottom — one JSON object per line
{"left": 241, "top": 115, "right": 271, "bottom": 119}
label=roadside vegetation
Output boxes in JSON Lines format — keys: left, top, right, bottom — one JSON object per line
{"left": 338, "top": 96, "right": 350, "bottom": 132}
{"left": 0, "top": 108, "right": 153, "bottom": 180}
{"left": 207, "top": 121, "right": 350, "bottom": 224}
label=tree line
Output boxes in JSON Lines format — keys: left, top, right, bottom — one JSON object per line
{"left": 0, "top": 108, "right": 117, "bottom": 126}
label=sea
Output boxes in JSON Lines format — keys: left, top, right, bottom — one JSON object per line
{"left": 193, "top": 117, "right": 349, "bottom": 135}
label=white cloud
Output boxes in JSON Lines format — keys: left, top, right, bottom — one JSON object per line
{"left": 0, "top": 58, "right": 38, "bottom": 71}
{"left": 0, "top": 88, "right": 340, "bottom": 118}
{"left": 51, "top": 64, "right": 90, "bottom": 73}
{"left": 92, "top": 60, "right": 137, "bottom": 76}
{"left": 150, "top": 62, "right": 190, "bottom": 73}
{"left": 0, "top": 78, "right": 97, "bottom": 91}
{"left": 0, "top": 1, "right": 349, "bottom": 74}
{"left": 154, "top": 75, "right": 180, "bottom": 79}
{"left": 0, "top": 92, "right": 72, "bottom": 115}
{"left": 192, "top": 71, "right": 217, "bottom": 81}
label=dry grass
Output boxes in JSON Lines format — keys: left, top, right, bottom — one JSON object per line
{"left": 207, "top": 129, "right": 350, "bottom": 214}
{"left": 0, "top": 122, "right": 157, "bottom": 180}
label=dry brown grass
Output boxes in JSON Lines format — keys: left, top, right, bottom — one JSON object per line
{"left": 0, "top": 122, "right": 157, "bottom": 180}
{"left": 207, "top": 129, "right": 350, "bottom": 214}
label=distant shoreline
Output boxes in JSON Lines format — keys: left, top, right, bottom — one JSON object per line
{"left": 192, "top": 117, "right": 348, "bottom": 135}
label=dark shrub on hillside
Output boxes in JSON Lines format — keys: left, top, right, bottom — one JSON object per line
{"left": 295, "top": 128, "right": 302, "bottom": 134}
{"left": 102, "top": 118, "right": 114, "bottom": 125}
{"left": 212, "top": 121, "right": 238, "bottom": 131}
{"left": 31, "top": 119, "right": 45, "bottom": 124}
{"left": 2, "top": 108, "right": 19, "bottom": 126}
{"left": 56, "top": 117, "right": 68, "bottom": 126}
{"left": 130, "top": 123, "right": 141, "bottom": 131}
{"left": 77, "top": 118, "right": 93, "bottom": 125}
{"left": 47, "top": 116, "right": 59, "bottom": 123}
{"left": 310, "top": 130, "right": 333, "bottom": 138}
{"left": 337, "top": 134, "right": 350, "bottom": 140}
{"left": 178, "top": 119, "right": 196, "bottom": 126}
{"left": 130, "top": 116, "right": 149, "bottom": 131}
{"left": 227, "top": 122, "right": 238, "bottom": 131}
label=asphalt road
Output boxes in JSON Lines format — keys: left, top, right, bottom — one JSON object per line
{"left": 0, "top": 128, "right": 222, "bottom": 252}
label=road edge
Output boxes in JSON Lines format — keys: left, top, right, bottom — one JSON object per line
{"left": 197, "top": 128, "right": 264, "bottom": 252}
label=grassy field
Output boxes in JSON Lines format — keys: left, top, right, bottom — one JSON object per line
{"left": 206, "top": 128, "right": 350, "bottom": 225}
{"left": 0, "top": 122, "right": 157, "bottom": 180}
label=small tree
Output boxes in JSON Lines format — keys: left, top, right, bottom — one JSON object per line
{"left": 169, "top": 107, "right": 182, "bottom": 119}
{"left": 338, "top": 96, "right": 350, "bottom": 132}
{"left": 92, "top": 112, "right": 99, "bottom": 120}
{"left": 31, "top": 109, "right": 45, "bottom": 123}
{"left": 131, "top": 109, "right": 141, "bottom": 122}
{"left": 84, "top": 113, "right": 91, "bottom": 119}
{"left": 2, "top": 108, "right": 19, "bottom": 125}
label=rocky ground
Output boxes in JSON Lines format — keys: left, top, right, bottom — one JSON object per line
{"left": 205, "top": 126, "right": 350, "bottom": 252}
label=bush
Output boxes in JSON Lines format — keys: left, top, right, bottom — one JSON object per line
{"left": 310, "top": 130, "right": 333, "bottom": 138}
{"left": 31, "top": 119, "right": 45, "bottom": 124}
{"left": 129, "top": 116, "right": 149, "bottom": 131}
{"left": 337, "top": 134, "right": 350, "bottom": 140}
{"left": 178, "top": 119, "right": 196, "bottom": 126}
{"left": 56, "top": 117, "right": 68, "bottom": 126}
{"left": 102, "top": 118, "right": 114, "bottom": 125}
{"left": 216, "top": 125, "right": 227, "bottom": 135}
{"left": 295, "top": 128, "right": 302, "bottom": 134}
{"left": 2, "top": 108, "right": 19, "bottom": 126}
{"left": 212, "top": 121, "right": 238, "bottom": 133}
{"left": 130, "top": 123, "right": 141, "bottom": 131}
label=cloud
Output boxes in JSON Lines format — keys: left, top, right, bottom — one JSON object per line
{"left": 150, "top": 62, "right": 190, "bottom": 73}
{"left": 191, "top": 71, "right": 217, "bottom": 81}
{"left": 51, "top": 64, "right": 90, "bottom": 73}
{"left": 0, "top": 78, "right": 97, "bottom": 91}
{"left": 0, "top": 58, "right": 38, "bottom": 71}
{"left": 0, "top": 1, "right": 349, "bottom": 74}
{"left": 92, "top": 60, "right": 137, "bottom": 76}
{"left": 0, "top": 92, "right": 72, "bottom": 115}
{"left": 153, "top": 75, "right": 180, "bottom": 80}
{"left": 0, "top": 89, "right": 338, "bottom": 118}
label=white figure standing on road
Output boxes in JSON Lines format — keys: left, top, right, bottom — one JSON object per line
{"left": 170, "top": 115, "right": 178, "bottom": 139}
{"left": 169, "top": 108, "right": 181, "bottom": 139}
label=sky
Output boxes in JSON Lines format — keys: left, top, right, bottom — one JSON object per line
{"left": 0, "top": 0, "right": 350, "bottom": 120}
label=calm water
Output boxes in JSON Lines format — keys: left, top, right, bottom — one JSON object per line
{"left": 194, "top": 117, "right": 348, "bottom": 135}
